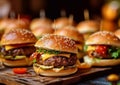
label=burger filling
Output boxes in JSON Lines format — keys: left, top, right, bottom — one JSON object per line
{"left": 84, "top": 45, "right": 120, "bottom": 59}
{"left": 1, "top": 45, "right": 36, "bottom": 60}
{"left": 30, "top": 48, "right": 77, "bottom": 71}
{"left": 75, "top": 41, "right": 85, "bottom": 59}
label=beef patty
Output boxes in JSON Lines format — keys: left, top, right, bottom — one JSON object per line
{"left": 1, "top": 46, "right": 36, "bottom": 57}
{"left": 38, "top": 54, "right": 77, "bottom": 68}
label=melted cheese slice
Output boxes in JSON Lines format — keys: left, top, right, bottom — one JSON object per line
{"left": 5, "top": 44, "right": 34, "bottom": 51}
{"left": 87, "top": 46, "right": 96, "bottom": 51}
{"left": 41, "top": 53, "right": 70, "bottom": 61}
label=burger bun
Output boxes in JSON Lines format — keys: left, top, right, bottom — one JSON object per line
{"left": 33, "top": 64, "right": 78, "bottom": 76}
{"left": 84, "top": 56, "right": 120, "bottom": 66}
{"left": 3, "top": 57, "right": 32, "bottom": 67}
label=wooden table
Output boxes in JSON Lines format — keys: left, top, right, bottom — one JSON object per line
{"left": 0, "top": 66, "right": 112, "bottom": 85}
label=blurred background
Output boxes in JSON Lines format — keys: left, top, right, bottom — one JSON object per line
{"left": 0, "top": 0, "right": 120, "bottom": 36}
{"left": 1, "top": 0, "right": 119, "bottom": 21}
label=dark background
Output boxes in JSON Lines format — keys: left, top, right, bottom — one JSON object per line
{"left": 9, "top": 0, "right": 105, "bottom": 22}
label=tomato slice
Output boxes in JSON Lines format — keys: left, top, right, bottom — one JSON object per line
{"left": 95, "top": 45, "right": 108, "bottom": 57}
{"left": 13, "top": 68, "right": 27, "bottom": 74}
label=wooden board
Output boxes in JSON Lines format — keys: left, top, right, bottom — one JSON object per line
{"left": 0, "top": 66, "right": 112, "bottom": 85}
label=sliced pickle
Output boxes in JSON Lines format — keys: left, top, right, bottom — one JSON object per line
{"left": 14, "top": 56, "right": 26, "bottom": 60}
{"left": 4, "top": 56, "right": 13, "bottom": 59}
{"left": 39, "top": 65, "right": 54, "bottom": 70}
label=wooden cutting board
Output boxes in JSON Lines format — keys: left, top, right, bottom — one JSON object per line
{"left": 0, "top": 66, "right": 112, "bottom": 85}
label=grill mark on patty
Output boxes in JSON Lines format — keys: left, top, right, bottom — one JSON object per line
{"left": 38, "top": 54, "right": 77, "bottom": 68}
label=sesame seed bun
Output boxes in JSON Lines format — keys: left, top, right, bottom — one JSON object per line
{"left": 54, "top": 26, "right": 84, "bottom": 59}
{"left": 33, "top": 63, "right": 78, "bottom": 76}
{"left": 86, "top": 31, "right": 120, "bottom": 47}
{"left": 35, "top": 34, "right": 77, "bottom": 54}
{"left": 77, "top": 20, "right": 99, "bottom": 33}
{"left": 114, "top": 29, "right": 120, "bottom": 39}
{"left": 1, "top": 28, "right": 37, "bottom": 45}
{"left": 54, "top": 26, "right": 84, "bottom": 43}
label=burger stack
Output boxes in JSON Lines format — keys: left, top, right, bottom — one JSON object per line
{"left": 0, "top": 14, "right": 120, "bottom": 78}
{"left": 31, "top": 34, "right": 79, "bottom": 76}
{"left": 0, "top": 28, "right": 37, "bottom": 66}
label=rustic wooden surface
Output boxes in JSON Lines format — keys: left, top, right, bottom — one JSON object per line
{"left": 0, "top": 66, "right": 112, "bottom": 85}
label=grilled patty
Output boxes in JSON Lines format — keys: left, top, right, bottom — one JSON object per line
{"left": 38, "top": 54, "right": 77, "bottom": 68}
{"left": 1, "top": 46, "right": 36, "bottom": 57}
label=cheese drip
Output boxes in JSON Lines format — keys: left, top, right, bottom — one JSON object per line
{"left": 5, "top": 44, "right": 34, "bottom": 51}
{"left": 41, "top": 53, "right": 71, "bottom": 61}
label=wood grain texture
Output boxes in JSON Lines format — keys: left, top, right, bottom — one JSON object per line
{"left": 0, "top": 67, "right": 111, "bottom": 85}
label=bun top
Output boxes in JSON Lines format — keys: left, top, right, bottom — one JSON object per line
{"left": 0, "top": 19, "right": 30, "bottom": 31}
{"left": 77, "top": 20, "right": 99, "bottom": 33}
{"left": 54, "top": 26, "right": 84, "bottom": 43}
{"left": 52, "top": 17, "right": 74, "bottom": 29}
{"left": 114, "top": 29, "right": 120, "bottom": 39}
{"left": 1, "top": 28, "right": 37, "bottom": 45}
{"left": 32, "top": 26, "right": 54, "bottom": 37}
{"left": 86, "top": 31, "right": 120, "bottom": 47}
{"left": 35, "top": 34, "right": 77, "bottom": 53}
{"left": 30, "top": 18, "right": 52, "bottom": 30}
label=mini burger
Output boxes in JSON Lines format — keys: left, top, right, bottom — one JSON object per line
{"left": 30, "top": 18, "right": 52, "bottom": 31}
{"left": 52, "top": 17, "right": 75, "bottom": 29}
{"left": 84, "top": 31, "right": 120, "bottom": 66}
{"left": 54, "top": 26, "right": 84, "bottom": 59}
{"left": 30, "top": 18, "right": 54, "bottom": 38}
{"left": 76, "top": 20, "right": 99, "bottom": 40}
{"left": 30, "top": 34, "right": 78, "bottom": 76}
{"left": 0, "top": 28, "right": 37, "bottom": 67}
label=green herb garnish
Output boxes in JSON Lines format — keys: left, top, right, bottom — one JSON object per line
{"left": 36, "top": 35, "right": 43, "bottom": 40}
{"left": 33, "top": 59, "right": 37, "bottom": 63}
{"left": 37, "top": 48, "right": 61, "bottom": 54}
{"left": 83, "top": 45, "right": 88, "bottom": 52}
{"left": 108, "top": 47, "right": 120, "bottom": 59}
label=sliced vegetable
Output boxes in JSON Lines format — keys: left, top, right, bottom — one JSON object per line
{"left": 109, "top": 47, "right": 120, "bottom": 59}
{"left": 32, "top": 59, "right": 37, "bottom": 63}
{"left": 29, "top": 52, "right": 40, "bottom": 63}
{"left": 14, "top": 56, "right": 26, "bottom": 60}
{"left": 52, "top": 66, "right": 64, "bottom": 72}
{"left": 39, "top": 65, "right": 54, "bottom": 70}
{"left": 95, "top": 45, "right": 108, "bottom": 58}
{"left": 37, "top": 48, "right": 60, "bottom": 54}
{"left": 13, "top": 68, "right": 27, "bottom": 74}
{"left": 4, "top": 56, "right": 13, "bottom": 59}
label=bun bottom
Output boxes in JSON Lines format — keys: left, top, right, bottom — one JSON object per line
{"left": 3, "top": 57, "right": 32, "bottom": 67}
{"left": 33, "top": 64, "right": 78, "bottom": 77}
{"left": 84, "top": 56, "right": 120, "bottom": 66}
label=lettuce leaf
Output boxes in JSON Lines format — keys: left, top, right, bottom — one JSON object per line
{"left": 108, "top": 47, "right": 120, "bottom": 59}
{"left": 37, "top": 48, "right": 61, "bottom": 54}
{"left": 84, "top": 45, "right": 88, "bottom": 52}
